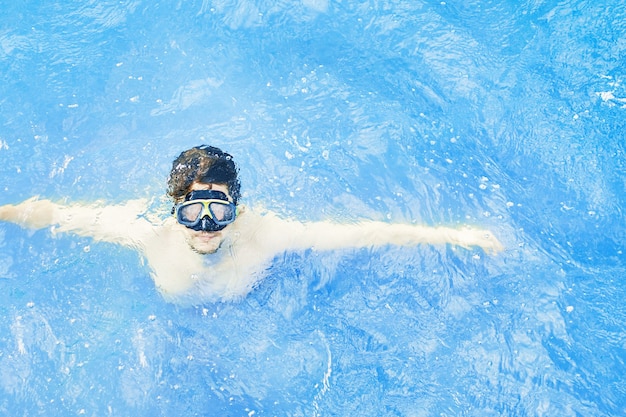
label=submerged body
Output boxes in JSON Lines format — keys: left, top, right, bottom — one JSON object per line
{"left": 0, "top": 195, "right": 502, "bottom": 303}
{"left": 0, "top": 145, "right": 503, "bottom": 304}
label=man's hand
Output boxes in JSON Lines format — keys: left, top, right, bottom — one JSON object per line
{"left": 453, "top": 227, "right": 504, "bottom": 254}
{"left": 0, "top": 198, "right": 57, "bottom": 229}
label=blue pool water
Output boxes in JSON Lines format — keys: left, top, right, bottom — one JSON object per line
{"left": 1, "top": 0, "right": 625, "bottom": 415}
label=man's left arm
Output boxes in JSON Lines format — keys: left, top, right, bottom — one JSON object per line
{"left": 257, "top": 214, "right": 503, "bottom": 255}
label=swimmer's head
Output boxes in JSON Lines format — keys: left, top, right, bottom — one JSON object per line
{"left": 167, "top": 145, "right": 241, "bottom": 204}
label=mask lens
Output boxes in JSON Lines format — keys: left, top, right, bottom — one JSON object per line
{"left": 178, "top": 202, "right": 204, "bottom": 224}
{"left": 209, "top": 202, "right": 235, "bottom": 224}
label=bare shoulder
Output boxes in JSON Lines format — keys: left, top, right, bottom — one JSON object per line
{"left": 231, "top": 206, "right": 292, "bottom": 233}
{"left": 227, "top": 206, "right": 303, "bottom": 254}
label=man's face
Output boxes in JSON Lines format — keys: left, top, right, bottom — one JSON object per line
{"left": 178, "top": 182, "right": 233, "bottom": 255}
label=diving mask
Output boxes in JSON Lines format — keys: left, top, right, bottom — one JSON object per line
{"left": 173, "top": 190, "right": 236, "bottom": 232}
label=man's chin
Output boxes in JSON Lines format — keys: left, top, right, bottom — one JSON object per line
{"left": 190, "top": 245, "right": 219, "bottom": 255}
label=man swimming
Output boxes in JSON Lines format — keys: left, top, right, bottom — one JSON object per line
{"left": 0, "top": 145, "right": 503, "bottom": 304}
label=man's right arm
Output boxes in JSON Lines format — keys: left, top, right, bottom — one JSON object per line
{"left": 0, "top": 197, "right": 154, "bottom": 248}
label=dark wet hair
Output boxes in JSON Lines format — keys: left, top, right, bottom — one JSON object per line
{"left": 167, "top": 145, "right": 241, "bottom": 204}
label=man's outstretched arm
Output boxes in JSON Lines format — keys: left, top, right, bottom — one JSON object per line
{"left": 303, "top": 221, "right": 502, "bottom": 253}
{"left": 256, "top": 213, "right": 503, "bottom": 255}
{"left": 0, "top": 197, "right": 153, "bottom": 248}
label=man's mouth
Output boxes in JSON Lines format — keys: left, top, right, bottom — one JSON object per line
{"left": 196, "top": 231, "right": 219, "bottom": 241}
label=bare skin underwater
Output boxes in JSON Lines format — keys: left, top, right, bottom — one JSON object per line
{"left": 0, "top": 146, "right": 503, "bottom": 304}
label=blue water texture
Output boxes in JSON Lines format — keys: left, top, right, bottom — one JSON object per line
{"left": 1, "top": 0, "right": 625, "bottom": 416}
